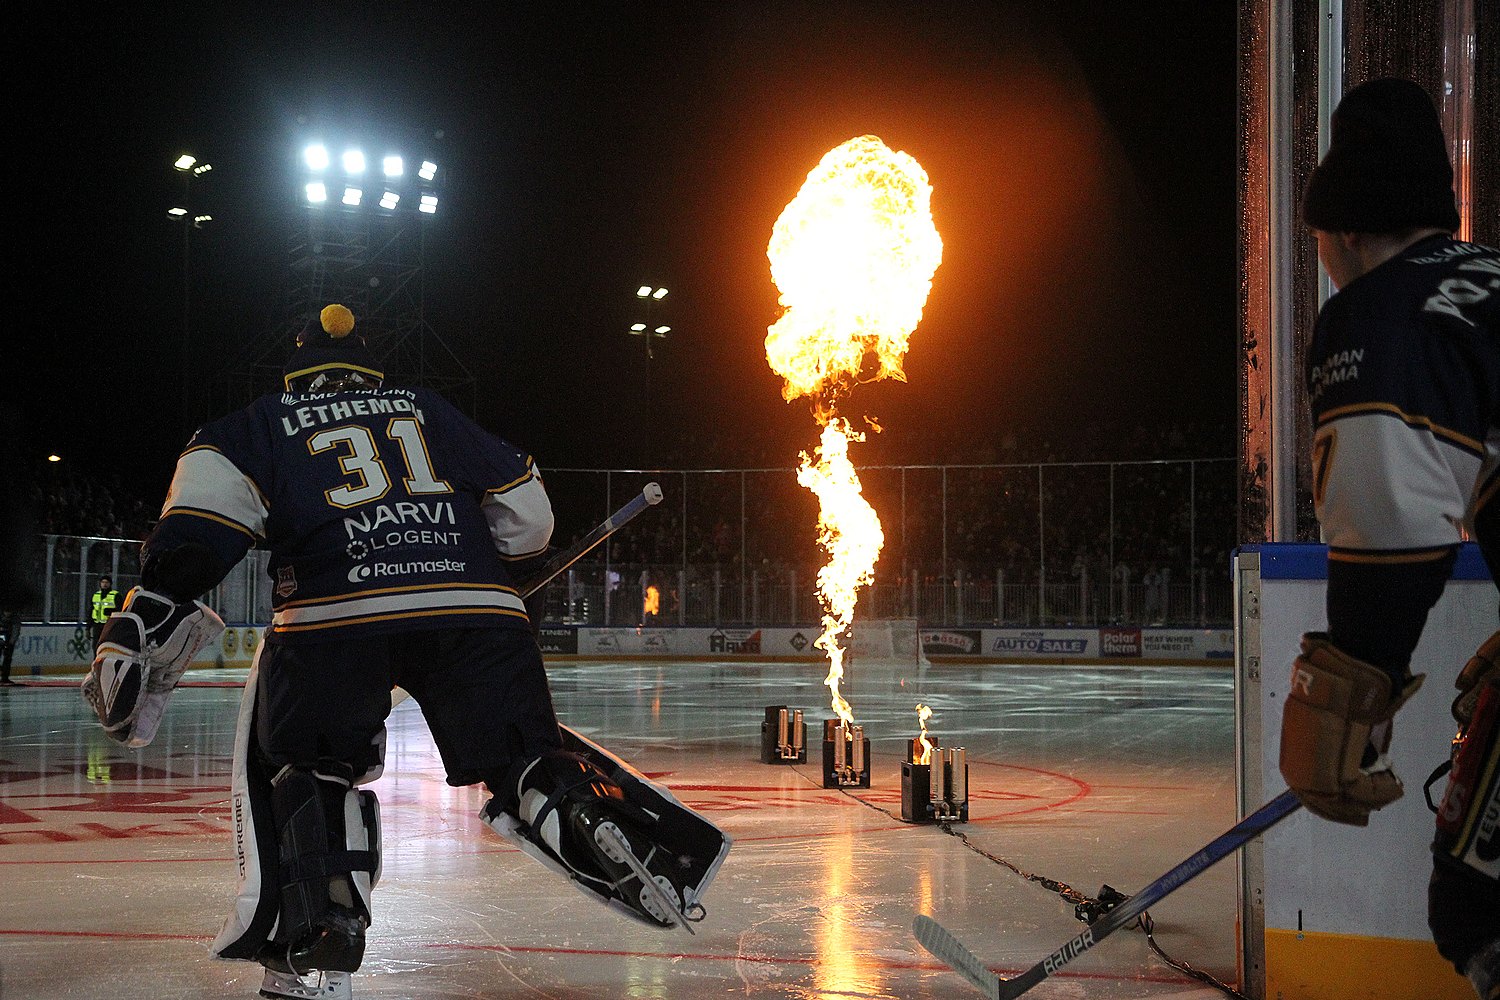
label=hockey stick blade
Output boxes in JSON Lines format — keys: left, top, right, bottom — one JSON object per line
{"left": 913, "top": 915, "right": 1001, "bottom": 999}
{"left": 915, "top": 788, "right": 1302, "bottom": 999}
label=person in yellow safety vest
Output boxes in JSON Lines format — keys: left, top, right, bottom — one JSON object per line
{"left": 89, "top": 576, "right": 119, "bottom": 651}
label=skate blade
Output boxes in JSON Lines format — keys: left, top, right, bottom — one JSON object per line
{"left": 594, "top": 822, "right": 696, "bottom": 935}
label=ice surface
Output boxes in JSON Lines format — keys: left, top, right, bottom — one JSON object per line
{"left": 0, "top": 657, "right": 1241, "bottom": 999}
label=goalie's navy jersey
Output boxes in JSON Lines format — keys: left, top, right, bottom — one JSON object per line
{"left": 144, "top": 386, "right": 553, "bottom": 644}
{"left": 1308, "top": 235, "right": 1500, "bottom": 563}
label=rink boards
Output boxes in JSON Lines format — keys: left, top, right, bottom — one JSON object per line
{"left": 1235, "top": 543, "right": 1483, "bottom": 1000}
{"left": 3, "top": 622, "right": 1233, "bottom": 676}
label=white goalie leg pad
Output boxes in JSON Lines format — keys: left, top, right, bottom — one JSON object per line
{"left": 214, "top": 649, "right": 278, "bottom": 959}
{"left": 346, "top": 787, "right": 381, "bottom": 907}
{"left": 81, "top": 589, "right": 223, "bottom": 748}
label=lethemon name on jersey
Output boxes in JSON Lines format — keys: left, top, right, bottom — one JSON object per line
{"left": 279, "top": 391, "right": 426, "bottom": 436}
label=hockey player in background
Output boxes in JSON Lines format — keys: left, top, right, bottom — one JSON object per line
{"left": 83, "top": 305, "right": 727, "bottom": 999}
{"left": 1277, "top": 78, "right": 1499, "bottom": 999}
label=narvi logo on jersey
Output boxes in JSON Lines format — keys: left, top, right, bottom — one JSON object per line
{"left": 344, "top": 502, "right": 457, "bottom": 538}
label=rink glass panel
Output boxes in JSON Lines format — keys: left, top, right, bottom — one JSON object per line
{"left": 28, "top": 459, "right": 1234, "bottom": 629}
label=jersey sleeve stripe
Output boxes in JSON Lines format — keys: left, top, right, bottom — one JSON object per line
{"left": 1327, "top": 545, "right": 1459, "bottom": 564}
{"left": 271, "top": 606, "right": 528, "bottom": 634}
{"left": 1316, "top": 401, "right": 1484, "bottom": 456}
{"left": 159, "top": 507, "right": 259, "bottom": 539}
{"left": 485, "top": 459, "right": 538, "bottom": 496}
{"left": 272, "top": 588, "right": 527, "bottom": 629}
{"left": 277, "top": 581, "right": 517, "bottom": 610}
{"left": 163, "top": 448, "right": 271, "bottom": 537}
{"left": 499, "top": 545, "right": 550, "bottom": 562}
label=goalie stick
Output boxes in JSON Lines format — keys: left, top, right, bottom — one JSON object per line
{"left": 914, "top": 788, "right": 1302, "bottom": 999}
{"left": 392, "top": 482, "right": 663, "bottom": 708}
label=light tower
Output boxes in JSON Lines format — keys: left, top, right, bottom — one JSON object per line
{"left": 213, "top": 133, "right": 474, "bottom": 415}
{"left": 169, "top": 153, "right": 214, "bottom": 438}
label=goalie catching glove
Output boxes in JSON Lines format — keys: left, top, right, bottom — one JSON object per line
{"left": 81, "top": 589, "right": 223, "bottom": 748}
{"left": 1279, "top": 632, "right": 1423, "bottom": 826}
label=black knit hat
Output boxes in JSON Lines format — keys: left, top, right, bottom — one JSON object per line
{"left": 282, "top": 304, "right": 384, "bottom": 391}
{"left": 1302, "top": 78, "right": 1460, "bottom": 234}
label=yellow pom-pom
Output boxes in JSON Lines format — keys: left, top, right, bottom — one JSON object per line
{"left": 320, "top": 304, "right": 356, "bottom": 338}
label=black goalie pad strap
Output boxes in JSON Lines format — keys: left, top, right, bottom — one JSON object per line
{"left": 280, "top": 849, "right": 379, "bottom": 886}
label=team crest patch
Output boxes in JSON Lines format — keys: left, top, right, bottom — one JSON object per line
{"left": 275, "top": 565, "right": 298, "bottom": 599}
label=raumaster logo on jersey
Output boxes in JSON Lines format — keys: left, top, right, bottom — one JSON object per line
{"left": 710, "top": 629, "right": 762, "bottom": 654}
{"left": 1099, "top": 627, "right": 1143, "bottom": 658}
{"left": 920, "top": 630, "right": 981, "bottom": 655}
{"left": 991, "top": 630, "right": 1092, "bottom": 656}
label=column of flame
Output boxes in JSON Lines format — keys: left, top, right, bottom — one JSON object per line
{"left": 766, "top": 135, "right": 942, "bottom": 725}
{"left": 915, "top": 703, "right": 934, "bottom": 765}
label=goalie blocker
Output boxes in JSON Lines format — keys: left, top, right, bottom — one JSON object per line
{"left": 81, "top": 588, "right": 224, "bottom": 748}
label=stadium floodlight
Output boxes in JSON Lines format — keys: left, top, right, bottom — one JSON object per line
{"left": 174, "top": 154, "right": 197, "bottom": 171}
{"left": 655, "top": 326, "right": 671, "bottom": 334}
{"left": 419, "top": 160, "right": 437, "bottom": 181}
{"left": 306, "top": 181, "right": 328, "bottom": 204}
{"left": 343, "top": 186, "right": 363, "bottom": 206}
{"left": 305, "top": 144, "right": 330, "bottom": 171}
{"left": 193, "top": 162, "right": 213, "bottom": 176}
{"left": 194, "top": 214, "right": 212, "bottom": 225}
{"left": 167, "top": 206, "right": 188, "bottom": 217}
{"left": 379, "top": 190, "right": 400, "bottom": 210}
{"left": 652, "top": 287, "right": 668, "bottom": 300}
{"left": 47, "top": 454, "right": 61, "bottom": 463}
{"left": 636, "top": 286, "right": 653, "bottom": 297}
{"left": 342, "top": 149, "right": 366, "bottom": 174}
{"left": 383, "top": 155, "right": 403, "bottom": 177}
{"left": 630, "top": 323, "right": 647, "bottom": 332}
{"left": 419, "top": 194, "right": 438, "bottom": 214}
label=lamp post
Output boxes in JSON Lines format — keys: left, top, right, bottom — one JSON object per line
{"left": 629, "top": 286, "right": 670, "bottom": 460}
{"left": 170, "top": 154, "right": 212, "bottom": 440}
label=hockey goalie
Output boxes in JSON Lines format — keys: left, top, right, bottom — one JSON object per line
{"left": 82, "top": 305, "right": 730, "bottom": 1000}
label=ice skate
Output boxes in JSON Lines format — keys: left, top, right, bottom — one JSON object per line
{"left": 259, "top": 967, "right": 352, "bottom": 1000}
{"left": 493, "top": 746, "right": 721, "bottom": 931}
{"left": 583, "top": 807, "right": 701, "bottom": 932}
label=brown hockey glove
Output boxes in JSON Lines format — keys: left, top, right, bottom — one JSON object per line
{"left": 1454, "top": 630, "right": 1500, "bottom": 729}
{"left": 1278, "top": 633, "right": 1423, "bottom": 826}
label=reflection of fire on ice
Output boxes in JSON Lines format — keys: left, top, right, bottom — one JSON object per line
{"left": 765, "top": 135, "right": 943, "bottom": 728}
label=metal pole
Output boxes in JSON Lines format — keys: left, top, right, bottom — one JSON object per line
{"left": 1109, "top": 463, "right": 1116, "bottom": 622}
{"left": 603, "top": 472, "right": 612, "bottom": 626}
{"left": 901, "top": 466, "right": 908, "bottom": 609}
{"left": 1038, "top": 465, "right": 1046, "bottom": 626}
{"left": 181, "top": 174, "right": 192, "bottom": 439}
{"left": 1269, "top": 0, "right": 1299, "bottom": 541}
{"left": 740, "top": 470, "right": 747, "bottom": 624}
{"left": 941, "top": 466, "right": 949, "bottom": 625}
{"left": 43, "top": 536, "right": 56, "bottom": 623}
{"left": 681, "top": 470, "right": 688, "bottom": 618}
{"left": 1190, "top": 460, "right": 1198, "bottom": 624}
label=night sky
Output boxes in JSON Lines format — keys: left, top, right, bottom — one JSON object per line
{"left": 18, "top": 3, "right": 1238, "bottom": 498}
